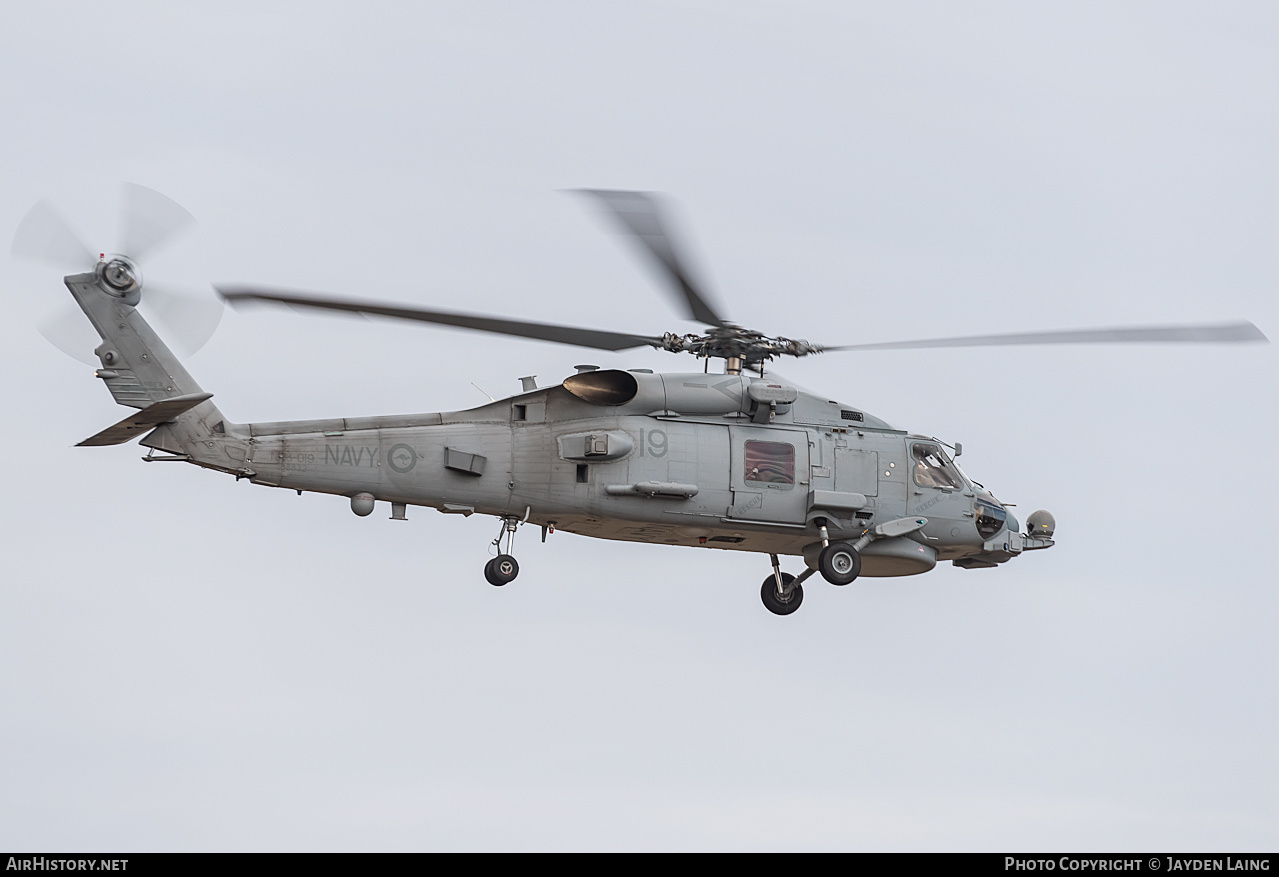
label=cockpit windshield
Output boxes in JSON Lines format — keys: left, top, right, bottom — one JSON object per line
{"left": 911, "top": 442, "right": 964, "bottom": 490}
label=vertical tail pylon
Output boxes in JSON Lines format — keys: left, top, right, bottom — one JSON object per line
{"left": 66, "top": 264, "right": 252, "bottom": 476}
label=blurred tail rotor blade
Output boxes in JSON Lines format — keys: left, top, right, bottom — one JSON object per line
{"left": 37, "top": 304, "right": 100, "bottom": 365}
{"left": 821, "top": 321, "right": 1269, "bottom": 352}
{"left": 574, "top": 189, "right": 728, "bottom": 328}
{"left": 144, "top": 282, "right": 224, "bottom": 356}
{"left": 11, "top": 201, "right": 97, "bottom": 271}
{"left": 118, "top": 182, "right": 194, "bottom": 261}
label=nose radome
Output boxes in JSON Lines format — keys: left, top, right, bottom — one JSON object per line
{"left": 1027, "top": 510, "right": 1056, "bottom": 538}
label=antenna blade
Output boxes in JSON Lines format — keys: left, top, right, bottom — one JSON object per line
{"left": 216, "top": 286, "right": 666, "bottom": 352}
{"left": 574, "top": 189, "right": 728, "bottom": 327}
{"left": 821, "top": 322, "right": 1269, "bottom": 352}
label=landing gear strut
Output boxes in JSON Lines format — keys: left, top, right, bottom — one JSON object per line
{"left": 485, "top": 514, "right": 523, "bottom": 586}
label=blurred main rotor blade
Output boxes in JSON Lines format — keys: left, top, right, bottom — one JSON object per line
{"left": 575, "top": 189, "right": 727, "bottom": 327}
{"left": 144, "top": 282, "right": 224, "bottom": 356}
{"left": 822, "top": 321, "right": 1269, "bottom": 352}
{"left": 11, "top": 201, "right": 96, "bottom": 271}
{"left": 118, "top": 182, "right": 194, "bottom": 261}
{"left": 217, "top": 287, "right": 666, "bottom": 352}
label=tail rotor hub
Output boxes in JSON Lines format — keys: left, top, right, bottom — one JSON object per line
{"left": 98, "top": 255, "right": 141, "bottom": 297}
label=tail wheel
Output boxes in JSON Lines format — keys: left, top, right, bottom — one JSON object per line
{"left": 485, "top": 554, "right": 519, "bottom": 586}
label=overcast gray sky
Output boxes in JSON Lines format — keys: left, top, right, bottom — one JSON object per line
{"left": 2, "top": 1, "right": 1276, "bottom": 851}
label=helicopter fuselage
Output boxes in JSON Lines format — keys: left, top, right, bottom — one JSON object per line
{"left": 196, "top": 369, "right": 1044, "bottom": 576}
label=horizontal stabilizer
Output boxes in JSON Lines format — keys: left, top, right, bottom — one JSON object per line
{"left": 77, "top": 392, "right": 213, "bottom": 447}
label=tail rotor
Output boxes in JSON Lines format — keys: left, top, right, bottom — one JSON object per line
{"left": 12, "top": 183, "right": 223, "bottom": 363}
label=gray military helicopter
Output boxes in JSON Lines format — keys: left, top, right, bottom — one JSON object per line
{"left": 17, "top": 186, "right": 1268, "bottom": 614}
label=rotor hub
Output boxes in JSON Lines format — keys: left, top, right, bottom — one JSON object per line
{"left": 659, "top": 324, "right": 822, "bottom": 368}
{"left": 98, "top": 255, "right": 141, "bottom": 298}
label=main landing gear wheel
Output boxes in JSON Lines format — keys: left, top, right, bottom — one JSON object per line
{"left": 760, "top": 573, "right": 803, "bottom": 616}
{"left": 818, "top": 541, "right": 861, "bottom": 585}
{"left": 484, "top": 554, "right": 519, "bottom": 586}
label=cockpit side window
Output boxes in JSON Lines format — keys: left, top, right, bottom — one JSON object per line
{"left": 911, "top": 442, "right": 963, "bottom": 489}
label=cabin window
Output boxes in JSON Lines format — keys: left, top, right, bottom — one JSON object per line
{"left": 911, "top": 442, "right": 963, "bottom": 490}
{"left": 513, "top": 404, "right": 527, "bottom": 421}
{"left": 744, "top": 441, "right": 795, "bottom": 485}
{"left": 576, "top": 464, "right": 589, "bottom": 483}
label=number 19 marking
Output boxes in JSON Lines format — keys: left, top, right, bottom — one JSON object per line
{"left": 638, "top": 428, "right": 668, "bottom": 458}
